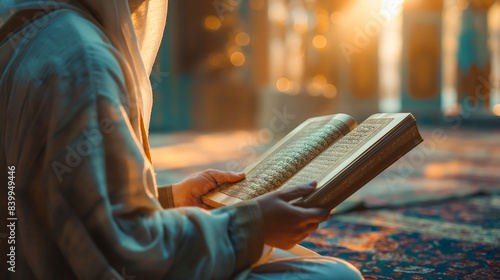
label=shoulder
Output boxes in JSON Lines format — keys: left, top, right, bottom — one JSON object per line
{"left": 7, "top": 9, "right": 131, "bottom": 129}
{"left": 15, "top": 9, "right": 127, "bottom": 102}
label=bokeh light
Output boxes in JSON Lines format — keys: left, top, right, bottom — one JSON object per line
{"left": 236, "top": 32, "right": 251, "bottom": 46}
{"left": 312, "top": 35, "right": 327, "bottom": 49}
{"left": 493, "top": 104, "right": 500, "bottom": 116}
{"left": 330, "top": 11, "right": 345, "bottom": 25}
{"left": 276, "top": 78, "right": 291, "bottom": 92}
{"left": 323, "top": 84, "right": 337, "bottom": 99}
{"left": 313, "top": 74, "right": 327, "bottom": 84}
{"left": 204, "top": 16, "right": 221, "bottom": 31}
{"left": 230, "top": 52, "right": 246, "bottom": 66}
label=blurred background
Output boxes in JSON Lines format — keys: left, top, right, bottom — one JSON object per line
{"left": 150, "top": 0, "right": 500, "bottom": 133}
{"left": 148, "top": 0, "right": 500, "bottom": 186}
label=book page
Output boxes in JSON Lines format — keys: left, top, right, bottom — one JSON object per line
{"left": 279, "top": 118, "right": 394, "bottom": 191}
{"left": 309, "top": 120, "right": 422, "bottom": 209}
{"left": 217, "top": 117, "right": 352, "bottom": 200}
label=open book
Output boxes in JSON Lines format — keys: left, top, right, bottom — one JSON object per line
{"left": 202, "top": 113, "right": 423, "bottom": 210}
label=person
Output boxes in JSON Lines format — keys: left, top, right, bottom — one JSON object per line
{"left": 0, "top": 1, "right": 364, "bottom": 279}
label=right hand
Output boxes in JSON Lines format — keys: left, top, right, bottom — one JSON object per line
{"left": 254, "top": 181, "right": 330, "bottom": 250}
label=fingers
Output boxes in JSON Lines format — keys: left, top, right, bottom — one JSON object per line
{"left": 300, "top": 207, "right": 330, "bottom": 223}
{"left": 278, "top": 181, "right": 317, "bottom": 201}
{"left": 204, "top": 169, "right": 246, "bottom": 184}
{"left": 200, "top": 204, "right": 216, "bottom": 210}
{"left": 304, "top": 223, "right": 319, "bottom": 233}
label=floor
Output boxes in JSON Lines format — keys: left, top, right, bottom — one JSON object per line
{"left": 149, "top": 126, "right": 500, "bottom": 279}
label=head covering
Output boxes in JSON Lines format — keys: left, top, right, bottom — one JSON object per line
{"left": 0, "top": 0, "right": 168, "bottom": 136}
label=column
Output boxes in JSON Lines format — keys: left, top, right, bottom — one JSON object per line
{"left": 335, "top": 0, "right": 381, "bottom": 120}
{"left": 456, "top": 0, "right": 495, "bottom": 115}
{"left": 401, "top": 0, "right": 444, "bottom": 122}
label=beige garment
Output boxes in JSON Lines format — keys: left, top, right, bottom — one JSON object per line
{"left": 240, "top": 245, "right": 364, "bottom": 280}
{"left": 0, "top": 5, "right": 262, "bottom": 280}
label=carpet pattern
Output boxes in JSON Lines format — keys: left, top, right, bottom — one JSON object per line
{"left": 302, "top": 195, "right": 500, "bottom": 279}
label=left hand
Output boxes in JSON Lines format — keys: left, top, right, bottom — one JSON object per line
{"left": 172, "top": 169, "right": 246, "bottom": 209}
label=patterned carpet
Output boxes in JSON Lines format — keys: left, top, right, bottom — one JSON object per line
{"left": 302, "top": 195, "right": 500, "bottom": 279}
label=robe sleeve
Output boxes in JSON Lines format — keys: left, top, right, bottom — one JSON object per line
{"left": 38, "top": 33, "right": 264, "bottom": 279}
{"left": 157, "top": 185, "right": 175, "bottom": 209}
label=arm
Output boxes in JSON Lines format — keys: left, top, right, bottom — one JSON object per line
{"left": 44, "top": 97, "right": 264, "bottom": 279}
{"left": 39, "top": 41, "right": 263, "bottom": 279}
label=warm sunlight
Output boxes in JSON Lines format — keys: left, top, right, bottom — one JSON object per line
{"left": 380, "top": 0, "right": 405, "bottom": 20}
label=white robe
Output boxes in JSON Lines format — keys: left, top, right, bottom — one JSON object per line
{"left": 0, "top": 2, "right": 363, "bottom": 280}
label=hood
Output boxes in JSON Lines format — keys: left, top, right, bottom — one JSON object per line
{"left": 0, "top": 0, "right": 168, "bottom": 134}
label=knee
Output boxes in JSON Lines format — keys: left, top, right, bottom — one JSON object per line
{"left": 312, "top": 257, "right": 364, "bottom": 280}
{"left": 250, "top": 256, "right": 364, "bottom": 280}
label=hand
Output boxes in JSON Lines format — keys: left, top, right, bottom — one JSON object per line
{"left": 172, "top": 169, "right": 245, "bottom": 209}
{"left": 255, "top": 181, "right": 330, "bottom": 250}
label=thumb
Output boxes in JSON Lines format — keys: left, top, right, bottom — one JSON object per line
{"left": 205, "top": 169, "right": 246, "bottom": 184}
{"left": 278, "top": 181, "right": 317, "bottom": 201}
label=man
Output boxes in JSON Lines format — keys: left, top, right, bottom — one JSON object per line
{"left": 0, "top": 0, "right": 364, "bottom": 279}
